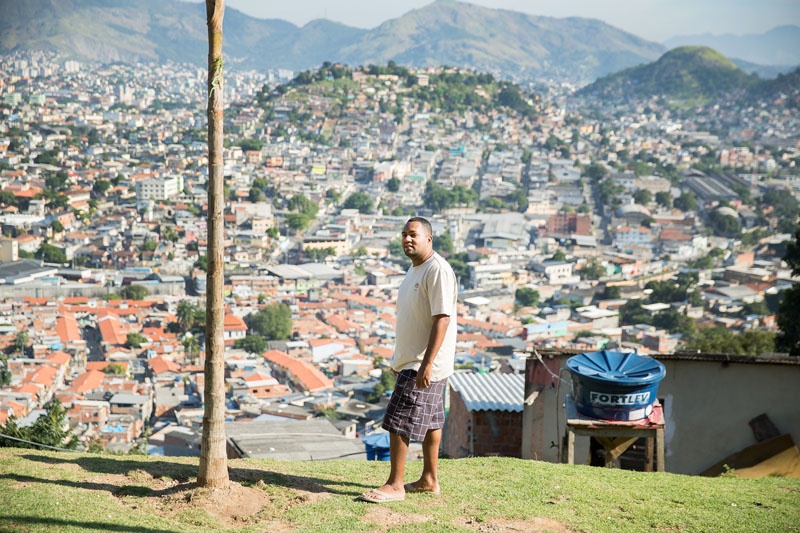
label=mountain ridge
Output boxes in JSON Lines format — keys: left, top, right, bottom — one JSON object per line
{"left": 665, "top": 25, "right": 800, "bottom": 67}
{"left": 1, "top": 0, "right": 796, "bottom": 85}
{"left": 0, "top": 0, "right": 662, "bottom": 83}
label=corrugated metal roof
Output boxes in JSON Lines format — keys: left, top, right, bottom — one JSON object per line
{"left": 449, "top": 372, "right": 524, "bottom": 413}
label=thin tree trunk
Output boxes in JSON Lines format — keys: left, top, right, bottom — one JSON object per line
{"left": 198, "top": 0, "right": 228, "bottom": 489}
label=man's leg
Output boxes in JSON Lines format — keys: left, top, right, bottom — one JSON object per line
{"left": 361, "top": 432, "right": 408, "bottom": 499}
{"left": 408, "top": 428, "right": 441, "bottom": 493}
{"left": 386, "top": 432, "right": 410, "bottom": 489}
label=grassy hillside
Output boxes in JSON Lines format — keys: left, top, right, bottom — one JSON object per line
{"left": 1, "top": 447, "right": 798, "bottom": 532}
{"left": 577, "top": 46, "right": 760, "bottom": 104}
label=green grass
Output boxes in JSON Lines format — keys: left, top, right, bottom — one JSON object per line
{"left": 1, "top": 447, "right": 798, "bottom": 532}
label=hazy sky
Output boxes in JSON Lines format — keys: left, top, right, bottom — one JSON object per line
{"left": 222, "top": 0, "right": 800, "bottom": 42}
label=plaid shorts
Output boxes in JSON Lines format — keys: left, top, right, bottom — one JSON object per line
{"left": 382, "top": 369, "right": 447, "bottom": 442}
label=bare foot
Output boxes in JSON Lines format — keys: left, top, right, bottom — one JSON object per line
{"left": 358, "top": 484, "right": 405, "bottom": 503}
{"left": 404, "top": 481, "right": 440, "bottom": 494}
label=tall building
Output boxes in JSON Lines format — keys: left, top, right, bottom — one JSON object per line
{"left": 0, "top": 238, "right": 19, "bottom": 262}
{"left": 545, "top": 212, "right": 591, "bottom": 237}
{"left": 135, "top": 176, "right": 184, "bottom": 202}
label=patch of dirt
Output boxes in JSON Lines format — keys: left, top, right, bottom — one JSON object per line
{"left": 455, "top": 516, "right": 572, "bottom": 532}
{"left": 362, "top": 506, "right": 431, "bottom": 527}
{"left": 159, "top": 482, "right": 271, "bottom": 527}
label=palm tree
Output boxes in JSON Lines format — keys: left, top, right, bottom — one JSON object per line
{"left": 176, "top": 300, "right": 197, "bottom": 333}
{"left": 13, "top": 331, "right": 28, "bottom": 355}
{"left": 182, "top": 334, "right": 200, "bottom": 365}
{"left": 198, "top": 0, "right": 228, "bottom": 489}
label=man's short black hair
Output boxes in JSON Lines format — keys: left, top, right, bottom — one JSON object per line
{"left": 405, "top": 216, "right": 432, "bottom": 237}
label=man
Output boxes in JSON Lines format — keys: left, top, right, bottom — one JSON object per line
{"left": 359, "top": 217, "right": 458, "bottom": 503}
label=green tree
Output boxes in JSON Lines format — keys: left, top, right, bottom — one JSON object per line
{"left": 652, "top": 310, "right": 696, "bottom": 336}
{"left": 45, "top": 171, "right": 70, "bottom": 192}
{"left": 0, "top": 190, "right": 17, "bottom": 206}
{"left": 741, "top": 300, "right": 770, "bottom": 317}
{"left": 388, "top": 239, "right": 404, "bottom": 258}
{"left": 177, "top": 300, "right": 199, "bottom": 332}
{"left": 579, "top": 259, "right": 606, "bottom": 280}
{"left": 285, "top": 212, "right": 311, "bottom": 232}
{"left": 0, "top": 358, "right": 11, "bottom": 387}
{"left": 92, "top": 179, "right": 111, "bottom": 196}
{"left": 707, "top": 210, "right": 741, "bottom": 238}
{"left": 433, "top": 232, "right": 454, "bottom": 254}
{"left": 582, "top": 162, "right": 608, "bottom": 181}
{"left": 238, "top": 138, "right": 263, "bottom": 151}
{"left": 343, "top": 192, "right": 374, "bottom": 214}
{"left": 103, "top": 363, "right": 127, "bottom": 375}
{"left": 13, "top": 330, "right": 29, "bottom": 355}
{"left": 234, "top": 335, "right": 267, "bottom": 354}
{"left": 120, "top": 285, "right": 148, "bottom": 300}
{"left": 288, "top": 194, "right": 318, "bottom": 218}
{"left": 655, "top": 191, "right": 672, "bottom": 208}
{"left": 686, "top": 327, "right": 775, "bottom": 356}
{"left": 386, "top": 177, "right": 401, "bottom": 192}
{"left": 0, "top": 399, "right": 78, "bottom": 450}
{"left": 598, "top": 285, "right": 621, "bottom": 300}
{"left": 515, "top": 287, "right": 540, "bottom": 308}
{"left": 366, "top": 368, "right": 397, "bottom": 403}
{"left": 633, "top": 189, "right": 652, "bottom": 205}
{"left": 326, "top": 188, "right": 342, "bottom": 204}
{"left": 674, "top": 191, "right": 697, "bottom": 212}
{"left": 777, "top": 224, "right": 800, "bottom": 355}
{"left": 619, "top": 300, "right": 652, "bottom": 325}
{"left": 760, "top": 189, "right": 800, "bottom": 233}
{"left": 248, "top": 303, "right": 292, "bottom": 340}
{"left": 125, "top": 332, "right": 148, "bottom": 349}
{"left": 141, "top": 239, "right": 158, "bottom": 252}
{"left": 182, "top": 335, "right": 199, "bottom": 359}
{"left": 36, "top": 243, "right": 67, "bottom": 264}
{"left": 305, "top": 247, "right": 336, "bottom": 261}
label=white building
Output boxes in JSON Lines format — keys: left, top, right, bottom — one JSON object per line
{"left": 135, "top": 176, "right": 184, "bottom": 201}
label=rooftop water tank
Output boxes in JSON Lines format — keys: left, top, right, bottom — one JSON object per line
{"left": 567, "top": 350, "right": 666, "bottom": 422}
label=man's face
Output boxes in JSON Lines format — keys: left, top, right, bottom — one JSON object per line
{"left": 402, "top": 221, "right": 432, "bottom": 265}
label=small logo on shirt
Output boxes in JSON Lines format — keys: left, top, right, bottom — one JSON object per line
{"left": 414, "top": 283, "right": 419, "bottom": 291}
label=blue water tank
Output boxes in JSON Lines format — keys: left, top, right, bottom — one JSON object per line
{"left": 362, "top": 432, "right": 391, "bottom": 461}
{"left": 566, "top": 350, "right": 666, "bottom": 421}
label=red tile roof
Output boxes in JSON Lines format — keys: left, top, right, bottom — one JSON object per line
{"left": 148, "top": 355, "right": 181, "bottom": 375}
{"left": 262, "top": 349, "right": 333, "bottom": 392}
{"left": 23, "top": 365, "right": 57, "bottom": 387}
{"left": 56, "top": 312, "right": 82, "bottom": 343}
{"left": 97, "top": 313, "right": 126, "bottom": 345}
{"left": 70, "top": 370, "right": 105, "bottom": 393}
{"left": 46, "top": 351, "right": 71, "bottom": 366}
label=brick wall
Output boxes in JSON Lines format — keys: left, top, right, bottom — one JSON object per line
{"left": 445, "top": 385, "right": 525, "bottom": 458}
{"left": 472, "top": 410, "right": 524, "bottom": 458}
{"left": 443, "top": 389, "right": 472, "bottom": 458}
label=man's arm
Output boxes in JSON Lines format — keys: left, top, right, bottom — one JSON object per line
{"left": 416, "top": 313, "right": 450, "bottom": 389}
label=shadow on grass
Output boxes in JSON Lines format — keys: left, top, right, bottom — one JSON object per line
{"left": 0, "top": 515, "right": 175, "bottom": 533}
{"left": 19, "top": 453, "right": 372, "bottom": 497}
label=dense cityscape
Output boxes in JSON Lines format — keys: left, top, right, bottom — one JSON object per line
{"left": 0, "top": 48, "right": 798, "bottom": 456}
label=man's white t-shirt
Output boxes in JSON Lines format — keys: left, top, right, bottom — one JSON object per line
{"left": 391, "top": 252, "right": 457, "bottom": 382}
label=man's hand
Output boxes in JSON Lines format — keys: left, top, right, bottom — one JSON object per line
{"left": 416, "top": 363, "right": 432, "bottom": 389}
